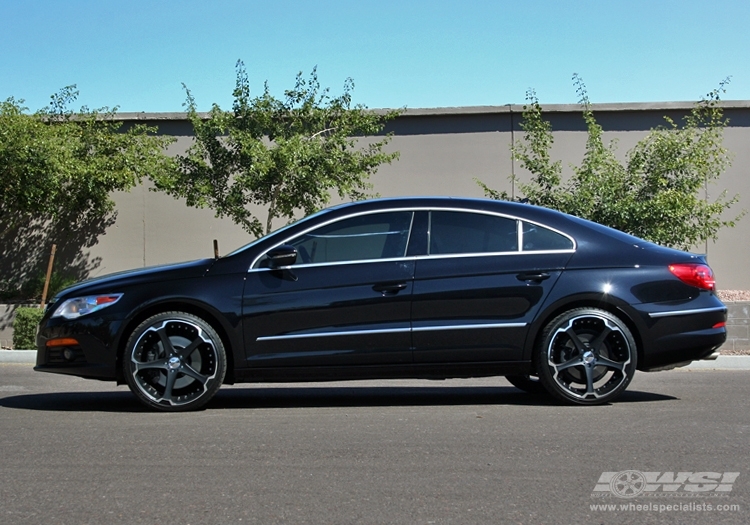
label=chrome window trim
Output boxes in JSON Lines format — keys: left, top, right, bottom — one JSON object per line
{"left": 413, "top": 249, "right": 574, "bottom": 263}
{"left": 252, "top": 255, "right": 419, "bottom": 271}
{"left": 249, "top": 205, "right": 577, "bottom": 271}
{"left": 516, "top": 220, "right": 523, "bottom": 253}
{"left": 256, "top": 321, "right": 528, "bottom": 342}
{"left": 248, "top": 247, "right": 576, "bottom": 273}
{"left": 648, "top": 306, "right": 727, "bottom": 318}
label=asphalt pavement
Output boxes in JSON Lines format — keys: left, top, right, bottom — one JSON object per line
{"left": 0, "top": 361, "right": 748, "bottom": 525}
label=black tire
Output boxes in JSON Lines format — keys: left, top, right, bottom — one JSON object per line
{"left": 536, "top": 308, "right": 637, "bottom": 405}
{"left": 123, "top": 311, "right": 226, "bottom": 411}
{"left": 505, "top": 375, "right": 548, "bottom": 395}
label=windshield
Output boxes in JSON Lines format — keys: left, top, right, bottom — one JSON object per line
{"left": 224, "top": 207, "right": 332, "bottom": 257}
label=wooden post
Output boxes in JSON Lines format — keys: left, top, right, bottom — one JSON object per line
{"left": 40, "top": 244, "right": 57, "bottom": 308}
{"left": 213, "top": 239, "right": 219, "bottom": 259}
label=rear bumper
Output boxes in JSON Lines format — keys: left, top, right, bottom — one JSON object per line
{"left": 638, "top": 326, "right": 726, "bottom": 371}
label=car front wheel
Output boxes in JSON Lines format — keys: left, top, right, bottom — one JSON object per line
{"left": 123, "top": 312, "right": 226, "bottom": 411}
{"left": 536, "top": 308, "right": 637, "bottom": 405}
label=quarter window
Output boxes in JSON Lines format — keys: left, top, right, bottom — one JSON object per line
{"left": 521, "top": 221, "right": 574, "bottom": 251}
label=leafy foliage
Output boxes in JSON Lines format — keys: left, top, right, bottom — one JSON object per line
{"left": 0, "top": 87, "right": 176, "bottom": 299}
{"left": 12, "top": 307, "right": 44, "bottom": 349}
{"left": 479, "top": 76, "right": 742, "bottom": 250}
{"left": 1, "top": 87, "right": 175, "bottom": 235}
{"left": 151, "top": 61, "right": 401, "bottom": 237}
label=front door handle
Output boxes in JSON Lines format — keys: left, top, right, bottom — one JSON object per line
{"left": 373, "top": 282, "right": 408, "bottom": 295}
{"left": 516, "top": 272, "right": 551, "bottom": 283}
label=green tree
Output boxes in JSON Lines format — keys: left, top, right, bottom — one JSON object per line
{"left": 151, "top": 61, "right": 401, "bottom": 238}
{"left": 1, "top": 87, "right": 175, "bottom": 236}
{"left": 0, "top": 87, "right": 175, "bottom": 299}
{"left": 478, "top": 76, "right": 742, "bottom": 250}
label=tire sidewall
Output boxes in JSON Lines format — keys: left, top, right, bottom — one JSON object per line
{"left": 536, "top": 307, "right": 637, "bottom": 405}
{"left": 123, "top": 311, "right": 226, "bottom": 412}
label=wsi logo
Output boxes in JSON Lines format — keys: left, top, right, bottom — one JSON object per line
{"left": 592, "top": 471, "right": 740, "bottom": 498}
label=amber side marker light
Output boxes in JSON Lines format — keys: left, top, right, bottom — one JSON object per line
{"left": 46, "top": 338, "right": 80, "bottom": 347}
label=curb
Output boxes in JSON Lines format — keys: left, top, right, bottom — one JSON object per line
{"left": 0, "top": 350, "right": 37, "bottom": 364}
{"left": 1, "top": 350, "right": 749, "bottom": 369}
{"left": 682, "top": 355, "right": 750, "bottom": 370}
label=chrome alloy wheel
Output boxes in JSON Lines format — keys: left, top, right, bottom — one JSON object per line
{"left": 538, "top": 308, "right": 637, "bottom": 404}
{"left": 124, "top": 312, "right": 226, "bottom": 411}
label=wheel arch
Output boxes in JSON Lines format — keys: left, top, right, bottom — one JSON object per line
{"left": 115, "top": 300, "right": 238, "bottom": 384}
{"left": 525, "top": 293, "right": 645, "bottom": 368}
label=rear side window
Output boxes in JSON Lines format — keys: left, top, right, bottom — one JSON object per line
{"left": 429, "top": 211, "right": 518, "bottom": 255}
{"left": 522, "top": 221, "right": 574, "bottom": 251}
{"left": 289, "top": 211, "right": 413, "bottom": 264}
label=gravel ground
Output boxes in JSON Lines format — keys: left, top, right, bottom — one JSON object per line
{"left": 717, "top": 290, "right": 750, "bottom": 302}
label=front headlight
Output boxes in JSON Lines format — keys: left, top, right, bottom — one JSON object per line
{"left": 52, "top": 294, "right": 123, "bottom": 320}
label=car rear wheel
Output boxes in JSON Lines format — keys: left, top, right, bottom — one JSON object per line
{"left": 536, "top": 308, "right": 637, "bottom": 405}
{"left": 123, "top": 312, "right": 226, "bottom": 411}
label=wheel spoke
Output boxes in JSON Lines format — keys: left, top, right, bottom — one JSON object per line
{"left": 596, "top": 355, "right": 626, "bottom": 371}
{"left": 564, "top": 327, "right": 587, "bottom": 353}
{"left": 176, "top": 337, "right": 203, "bottom": 360}
{"left": 134, "top": 357, "right": 169, "bottom": 371}
{"left": 180, "top": 363, "right": 209, "bottom": 384}
{"left": 554, "top": 355, "right": 584, "bottom": 373}
{"left": 588, "top": 325, "right": 613, "bottom": 353}
{"left": 156, "top": 325, "right": 175, "bottom": 355}
{"left": 162, "top": 369, "right": 179, "bottom": 402}
{"left": 584, "top": 364, "right": 596, "bottom": 396}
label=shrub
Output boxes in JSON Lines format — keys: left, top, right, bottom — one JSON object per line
{"left": 12, "top": 307, "right": 44, "bottom": 350}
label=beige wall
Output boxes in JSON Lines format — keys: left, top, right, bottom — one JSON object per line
{"left": 93, "top": 102, "right": 750, "bottom": 290}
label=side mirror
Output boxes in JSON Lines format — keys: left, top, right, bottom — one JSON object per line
{"left": 267, "top": 245, "right": 298, "bottom": 268}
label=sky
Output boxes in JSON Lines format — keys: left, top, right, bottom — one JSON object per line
{"left": 1, "top": 0, "right": 749, "bottom": 113}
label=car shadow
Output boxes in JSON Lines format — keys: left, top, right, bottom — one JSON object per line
{"left": 0, "top": 385, "right": 676, "bottom": 412}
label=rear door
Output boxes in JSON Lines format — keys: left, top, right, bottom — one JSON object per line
{"left": 411, "top": 210, "right": 574, "bottom": 363}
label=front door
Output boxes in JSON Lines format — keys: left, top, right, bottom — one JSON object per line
{"left": 242, "top": 211, "right": 416, "bottom": 367}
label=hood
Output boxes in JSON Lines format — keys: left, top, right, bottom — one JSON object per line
{"left": 53, "top": 259, "right": 217, "bottom": 300}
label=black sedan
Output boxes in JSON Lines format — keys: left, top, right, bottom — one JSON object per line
{"left": 35, "top": 197, "right": 727, "bottom": 411}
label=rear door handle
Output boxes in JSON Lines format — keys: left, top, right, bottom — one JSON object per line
{"left": 516, "top": 272, "right": 551, "bottom": 283}
{"left": 373, "top": 282, "right": 408, "bottom": 295}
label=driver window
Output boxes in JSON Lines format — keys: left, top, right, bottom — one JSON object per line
{"left": 288, "top": 211, "right": 413, "bottom": 264}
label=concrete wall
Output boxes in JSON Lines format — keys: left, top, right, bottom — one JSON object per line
{"left": 93, "top": 102, "right": 750, "bottom": 289}
{"left": 724, "top": 301, "right": 750, "bottom": 353}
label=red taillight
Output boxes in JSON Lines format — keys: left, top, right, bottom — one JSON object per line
{"left": 669, "top": 263, "right": 716, "bottom": 291}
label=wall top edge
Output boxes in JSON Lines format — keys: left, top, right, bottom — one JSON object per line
{"left": 115, "top": 100, "right": 750, "bottom": 121}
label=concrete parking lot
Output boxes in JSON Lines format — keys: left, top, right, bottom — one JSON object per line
{"left": 0, "top": 364, "right": 747, "bottom": 525}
